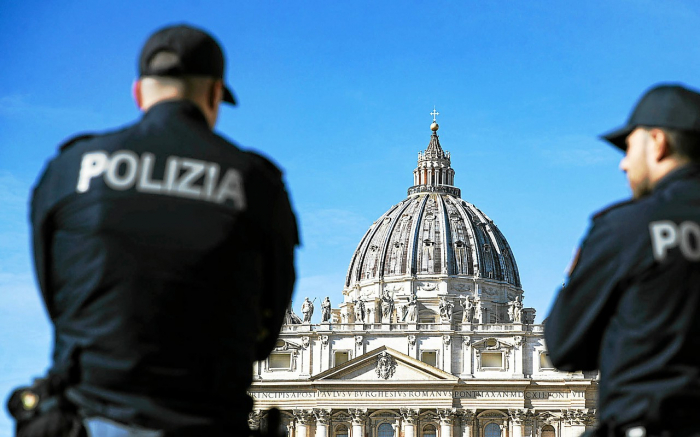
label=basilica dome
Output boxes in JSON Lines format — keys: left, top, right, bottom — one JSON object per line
{"left": 340, "top": 116, "right": 527, "bottom": 325}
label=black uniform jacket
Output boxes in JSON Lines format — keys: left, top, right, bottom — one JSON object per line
{"left": 545, "top": 165, "right": 700, "bottom": 429}
{"left": 31, "top": 100, "right": 298, "bottom": 434}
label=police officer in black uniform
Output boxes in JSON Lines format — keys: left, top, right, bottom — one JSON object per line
{"left": 546, "top": 84, "right": 700, "bottom": 437}
{"left": 14, "top": 24, "right": 298, "bottom": 436}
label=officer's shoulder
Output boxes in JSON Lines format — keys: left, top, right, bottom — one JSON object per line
{"left": 592, "top": 199, "right": 636, "bottom": 221}
{"left": 58, "top": 133, "right": 97, "bottom": 152}
{"left": 58, "top": 123, "right": 134, "bottom": 153}
{"left": 244, "top": 150, "right": 284, "bottom": 180}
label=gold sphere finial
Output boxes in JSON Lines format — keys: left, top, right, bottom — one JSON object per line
{"left": 430, "top": 122, "right": 439, "bottom": 132}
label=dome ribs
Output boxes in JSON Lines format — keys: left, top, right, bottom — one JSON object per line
{"left": 378, "top": 199, "right": 416, "bottom": 278}
{"left": 461, "top": 205, "right": 488, "bottom": 278}
{"left": 362, "top": 207, "right": 398, "bottom": 280}
{"left": 491, "top": 225, "right": 522, "bottom": 287}
{"left": 343, "top": 117, "right": 524, "bottom": 307}
{"left": 345, "top": 202, "right": 402, "bottom": 286}
{"left": 435, "top": 194, "right": 451, "bottom": 275}
{"left": 408, "top": 195, "right": 429, "bottom": 276}
{"left": 345, "top": 224, "right": 372, "bottom": 287}
{"left": 383, "top": 199, "right": 420, "bottom": 277}
{"left": 416, "top": 196, "right": 443, "bottom": 275}
{"left": 444, "top": 195, "right": 471, "bottom": 276}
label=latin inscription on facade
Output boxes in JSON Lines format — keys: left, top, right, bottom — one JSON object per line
{"left": 250, "top": 390, "right": 586, "bottom": 400}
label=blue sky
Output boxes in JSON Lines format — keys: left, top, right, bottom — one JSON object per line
{"left": 2, "top": 0, "right": 700, "bottom": 433}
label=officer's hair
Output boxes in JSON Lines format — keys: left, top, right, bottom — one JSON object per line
{"left": 144, "top": 51, "right": 218, "bottom": 100}
{"left": 661, "top": 128, "right": 700, "bottom": 163}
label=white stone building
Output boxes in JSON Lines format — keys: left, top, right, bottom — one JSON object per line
{"left": 249, "top": 115, "right": 598, "bottom": 437}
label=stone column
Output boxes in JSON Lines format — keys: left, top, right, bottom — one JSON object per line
{"left": 314, "top": 409, "right": 331, "bottom": 437}
{"left": 583, "top": 410, "right": 597, "bottom": 435}
{"left": 458, "top": 409, "right": 476, "bottom": 437}
{"left": 349, "top": 408, "right": 367, "bottom": 437}
{"left": 294, "top": 410, "right": 313, "bottom": 437}
{"left": 510, "top": 408, "right": 535, "bottom": 437}
{"left": 560, "top": 410, "right": 572, "bottom": 437}
{"left": 523, "top": 412, "right": 535, "bottom": 437}
{"left": 512, "top": 336, "right": 525, "bottom": 378}
{"left": 536, "top": 412, "right": 556, "bottom": 437}
{"left": 355, "top": 335, "right": 364, "bottom": 358}
{"left": 561, "top": 409, "right": 589, "bottom": 437}
{"left": 319, "top": 335, "right": 330, "bottom": 373}
{"left": 401, "top": 408, "right": 419, "bottom": 437}
{"left": 442, "top": 335, "right": 452, "bottom": 373}
{"left": 508, "top": 409, "right": 524, "bottom": 437}
{"left": 249, "top": 410, "right": 262, "bottom": 433}
{"left": 438, "top": 408, "right": 456, "bottom": 437}
{"left": 300, "top": 336, "right": 311, "bottom": 377}
{"left": 462, "top": 336, "right": 472, "bottom": 377}
{"left": 407, "top": 335, "right": 417, "bottom": 358}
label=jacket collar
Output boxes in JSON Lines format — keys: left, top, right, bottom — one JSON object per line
{"left": 653, "top": 163, "right": 700, "bottom": 192}
{"left": 142, "top": 99, "right": 209, "bottom": 127}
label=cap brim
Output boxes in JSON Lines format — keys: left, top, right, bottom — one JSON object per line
{"left": 223, "top": 85, "right": 236, "bottom": 105}
{"left": 600, "top": 125, "right": 634, "bottom": 151}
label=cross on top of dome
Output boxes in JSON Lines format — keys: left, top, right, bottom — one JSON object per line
{"left": 430, "top": 107, "right": 440, "bottom": 132}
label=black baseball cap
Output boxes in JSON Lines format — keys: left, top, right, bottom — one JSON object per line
{"left": 139, "top": 24, "right": 236, "bottom": 105}
{"left": 601, "top": 83, "right": 700, "bottom": 150}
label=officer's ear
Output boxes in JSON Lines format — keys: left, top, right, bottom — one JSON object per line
{"left": 648, "top": 128, "right": 672, "bottom": 162}
{"left": 133, "top": 80, "right": 144, "bottom": 110}
{"left": 207, "top": 80, "right": 224, "bottom": 110}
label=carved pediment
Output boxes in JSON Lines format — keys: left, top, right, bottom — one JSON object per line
{"left": 311, "top": 346, "right": 458, "bottom": 382}
{"left": 274, "top": 339, "right": 302, "bottom": 351}
{"left": 478, "top": 409, "right": 508, "bottom": 419}
{"left": 472, "top": 337, "right": 513, "bottom": 351}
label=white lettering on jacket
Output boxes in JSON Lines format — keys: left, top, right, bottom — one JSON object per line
{"left": 76, "top": 150, "right": 246, "bottom": 210}
{"left": 650, "top": 220, "right": 700, "bottom": 262}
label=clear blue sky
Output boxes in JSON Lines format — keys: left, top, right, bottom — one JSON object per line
{"left": 2, "top": 0, "right": 700, "bottom": 433}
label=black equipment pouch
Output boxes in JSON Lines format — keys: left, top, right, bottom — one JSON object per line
{"left": 6, "top": 375, "right": 86, "bottom": 437}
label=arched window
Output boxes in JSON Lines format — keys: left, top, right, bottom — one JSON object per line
{"left": 378, "top": 423, "right": 394, "bottom": 437}
{"left": 484, "top": 423, "right": 501, "bottom": 437}
{"left": 542, "top": 425, "right": 555, "bottom": 437}
{"left": 423, "top": 424, "right": 437, "bottom": 437}
{"left": 335, "top": 425, "right": 349, "bottom": 437}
